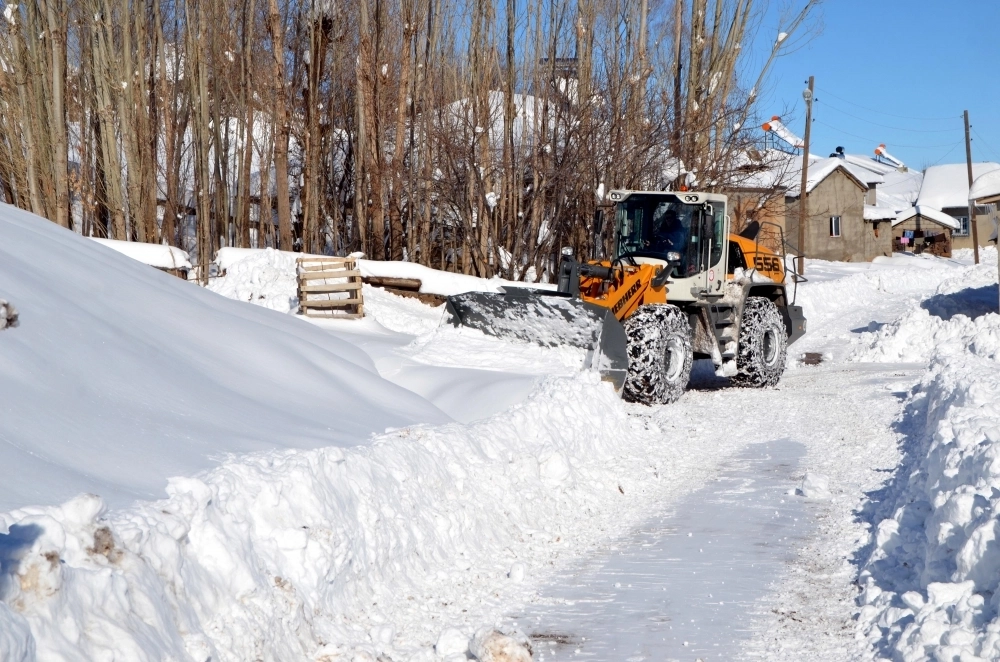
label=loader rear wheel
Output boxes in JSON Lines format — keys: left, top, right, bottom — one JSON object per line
{"left": 732, "top": 297, "right": 787, "bottom": 388}
{"left": 622, "top": 305, "right": 693, "bottom": 406}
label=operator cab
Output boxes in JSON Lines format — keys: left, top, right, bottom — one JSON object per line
{"left": 610, "top": 190, "right": 728, "bottom": 301}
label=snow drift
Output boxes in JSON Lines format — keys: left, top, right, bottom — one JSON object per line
{"left": 0, "top": 205, "right": 447, "bottom": 511}
{"left": 851, "top": 250, "right": 999, "bottom": 364}
{"left": 852, "top": 248, "right": 1000, "bottom": 659}
{"left": 0, "top": 372, "right": 672, "bottom": 661}
{"left": 857, "top": 340, "right": 1000, "bottom": 660}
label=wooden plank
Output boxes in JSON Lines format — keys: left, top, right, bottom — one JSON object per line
{"left": 299, "top": 282, "right": 362, "bottom": 293}
{"left": 297, "top": 264, "right": 357, "bottom": 273}
{"left": 363, "top": 276, "right": 422, "bottom": 291}
{"left": 296, "top": 256, "right": 352, "bottom": 264}
{"left": 299, "top": 269, "right": 362, "bottom": 280}
{"left": 300, "top": 297, "right": 363, "bottom": 308}
{"left": 302, "top": 311, "right": 364, "bottom": 319}
{"left": 298, "top": 263, "right": 356, "bottom": 273}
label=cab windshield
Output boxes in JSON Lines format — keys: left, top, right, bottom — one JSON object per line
{"left": 614, "top": 194, "right": 700, "bottom": 277}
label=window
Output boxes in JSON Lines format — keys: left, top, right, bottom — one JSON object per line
{"left": 829, "top": 215, "right": 841, "bottom": 237}
{"left": 955, "top": 216, "right": 970, "bottom": 236}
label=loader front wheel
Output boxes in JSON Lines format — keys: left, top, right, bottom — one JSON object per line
{"left": 622, "top": 305, "right": 693, "bottom": 406}
{"left": 732, "top": 297, "right": 787, "bottom": 388}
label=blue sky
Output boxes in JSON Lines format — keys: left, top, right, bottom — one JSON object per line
{"left": 756, "top": 0, "right": 1000, "bottom": 171}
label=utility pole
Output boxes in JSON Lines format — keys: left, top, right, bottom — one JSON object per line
{"left": 964, "top": 110, "right": 980, "bottom": 265}
{"left": 797, "top": 76, "right": 814, "bottom": 275}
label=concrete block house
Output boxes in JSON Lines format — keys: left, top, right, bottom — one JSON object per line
{"left": 784, "top": 151, "right": 895, "bottom": 262}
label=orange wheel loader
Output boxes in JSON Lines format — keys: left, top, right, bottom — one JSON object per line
{"left": 446, "top": 190, "right": 807, "bottom": 405}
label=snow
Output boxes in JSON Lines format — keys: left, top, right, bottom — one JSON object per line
{"left": 855, "top": 335, "right": 1000, "bottom": 660}
{"left": 970, "top": 168, "right": 1000, "bottom": 202}
{"left": 90, "top": 237, "right": 193, "bottom": 270}
{"left": 762, "top": 117, "right": 803, "bottom": 149}
{"left": 214, "top": 246, "right": 555, "bottom": 298}
{"left": 893, "top": 204, "right": 962, "bottom": 230}
{"left": 207, "top": 248, "right": 299, "bottom": 313}
{"left": 6, "top": 203, "right": 1000, "bottom": 661}
{"left": 917, "top": 162, "right": 1000, "bottom": 210}
{"left": 0, "top": 204, "right": 446, "bottom": 511}
{"left": 865, "top": 204, "right": 897, "bottom": 221}
{"left": 786, "top": 155, "right": 881, "bottom": 197}
{"left": 875, "top": 145, "right": 907, "bottom": 169}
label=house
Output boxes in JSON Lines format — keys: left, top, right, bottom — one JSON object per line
{"left": 891, "top": 206, "right": 957, "bottom": 257}
{"left": 723, "top": 148, "right": 797, "bottom": 254}
{"left": 968, "top": 170, "right": 1000, "bottom": 309}
{"left": 969, "top": 170, "right": 1000, "bottom": 243}
{"left": 760, "top": 119, "right": 920, "bottom": 262}
{"left": 914, "top": 163, "right": 1000, "bottom": 250}
{"left": 784, "top": 150, "right": 893, "bottom": 262}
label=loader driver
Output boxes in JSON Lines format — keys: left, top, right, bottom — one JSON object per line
{"left": 646, "top": 204, "right": 694, "bottom": 275}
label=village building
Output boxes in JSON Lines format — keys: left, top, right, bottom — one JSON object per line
{"left": 912, "top": 162, "right": 1000, "bottom": 251}
{"left": 784, "top": 151, "right": 894, "bottom": 262}
{"left": 891, "top": 206, "right": 957, "bottom": 257}
{"left": 759, "top": 120, "right": 922, "bottom": 263}
{"left": 969, "top": 170, "right": 1000, "bottom": 309}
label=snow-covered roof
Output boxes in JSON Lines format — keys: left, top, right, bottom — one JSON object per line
{"left": 785, "top": 156, "right": 876, "bottom": 196}
{"left": 90, "top": 238, "right": 193, "bottom": 270}
{"left": 892, "top": 205, "right": 961, "bottom": 230}
{"left": 916, "top": 162, "right": 1000, "bottom": 210}
{"left": 725, "top": 149, "right": 800, "bottom": 191}
{"left": 864, "top": 205, "right": 897, "bottom": 221}
{"left": 970, "top": 169, "right": 1000, "bottom": 202}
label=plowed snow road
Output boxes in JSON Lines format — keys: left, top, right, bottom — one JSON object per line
{"left": 515, "top": 362, "right": 920, "bottom": 662}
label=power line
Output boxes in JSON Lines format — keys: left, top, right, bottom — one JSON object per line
{"left": 926, "top": 140, "right": 965, "bottom": 167}
{"left": 971, "top": 127, "right": 1000, "bottom": 162}
{"left": 817, "top": 100, "right": 958, "bottom": 133}
{"left": 812, "top": 119, "right": 963, "bottom": 150}
{"left": 815, "top": 86, "right": 958, "bottom": 122}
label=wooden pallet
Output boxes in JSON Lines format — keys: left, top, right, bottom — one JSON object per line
{"left": 296, "top": 257, "right": 364, "bottom": 318}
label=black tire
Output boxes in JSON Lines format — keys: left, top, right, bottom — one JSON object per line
{"left": 621, "top": 305, "right": 693, "bottom": 405}
{"left": 732, "top": 297, "right": 787, "bottom": 388}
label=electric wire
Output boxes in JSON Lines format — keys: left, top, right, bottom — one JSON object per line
{"left": 815, "top": 87, "right": 958, "bottom": 122}
{"left": 925, "top": 140, "right": 966, "bottom": 167}
{"left": 971, "top": 127, "right": 1000, "bottom": 163}
{"left": 817, "top": 100, "right": 958, "bottom": 133}
{"left": 812, "top": 119, "right": 962, "bottom": 150}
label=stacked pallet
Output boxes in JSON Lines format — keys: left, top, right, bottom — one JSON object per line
{"left": 296, "top": 256, "right": 364, "bottom": 318}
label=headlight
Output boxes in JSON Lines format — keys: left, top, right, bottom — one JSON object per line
{"left": 666, "top": 251, "right": 682, "bottom": 263}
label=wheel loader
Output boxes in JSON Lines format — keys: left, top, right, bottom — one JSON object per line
{"left": 445, "top": 190, "right": 807, "bottom": 405}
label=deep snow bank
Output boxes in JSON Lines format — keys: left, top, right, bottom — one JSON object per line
{"left": 0, "top": 374, "right": 664, "bottom": 661}
{"left": 207, "top": 248, "right": 300, "bottom": 314}
{"left": 857, "top": 339, "right": 1000, "bottom": 659}
{"left": 0, "top": 206, "right": 446, "bottom": 510}
{"left": 785, "top": 253, "right": 972, "bottom": 362}
{"left": 851, "top": 249, "right": 999, "bottom": 364}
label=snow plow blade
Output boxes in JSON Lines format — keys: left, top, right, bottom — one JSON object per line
{"left": 445, "top": 287, "right": 628, "bottom": 389}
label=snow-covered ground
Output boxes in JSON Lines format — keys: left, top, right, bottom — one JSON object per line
{"left": 2, "top": 205, "right": 1000, "bottom": 662}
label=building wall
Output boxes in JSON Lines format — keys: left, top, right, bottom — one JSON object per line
{"left": 726, "top": 190, "right": 787, "bottom": 254}
{"left": 940, "top": 206, "right": 994, "bottom": 250}
{"left": 785, "top": 169, "right": 891, "bottom": 262}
